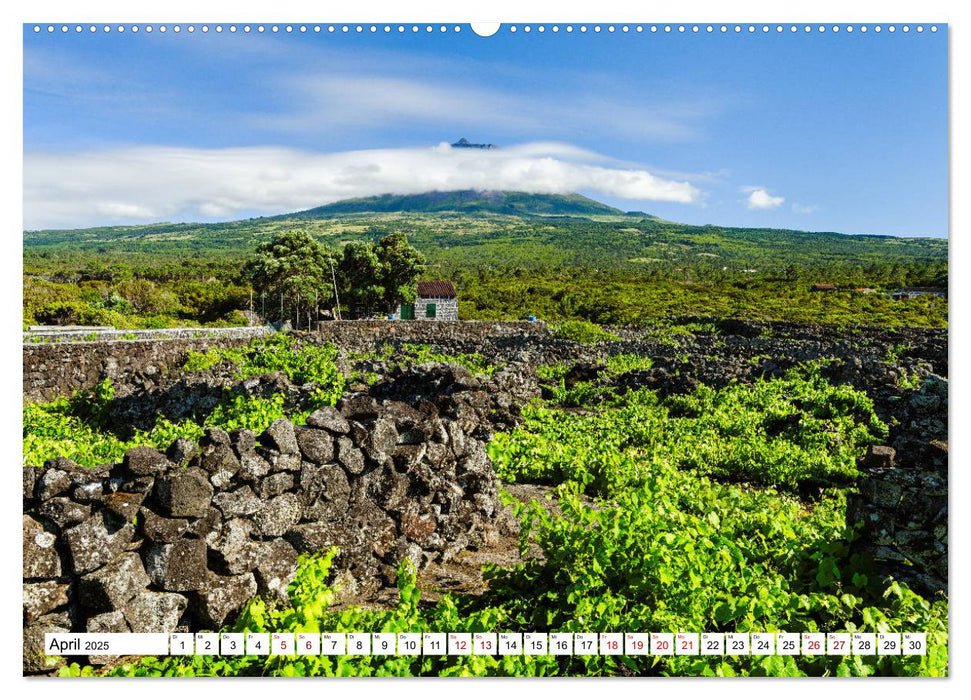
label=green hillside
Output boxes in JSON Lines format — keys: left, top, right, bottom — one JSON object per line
{"left": 23, "top": 190, "right": 948, "bottom": 330}
{"left": 23, "top": 190, "right": 946, "bottom": 273}
{"left": 290, "top": 190, "right": 630, "bottom": 218}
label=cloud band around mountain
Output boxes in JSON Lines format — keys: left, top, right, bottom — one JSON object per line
{"left": 23, "top": 142, "right": 702, "bottom": 230}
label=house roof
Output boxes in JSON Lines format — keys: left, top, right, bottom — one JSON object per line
{"left": 417, "top": 280, "right": 457, "bottom": 298}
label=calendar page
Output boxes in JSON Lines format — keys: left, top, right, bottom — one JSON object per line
{"left": 20, "top": 5, "right": 949, "bottom": 681}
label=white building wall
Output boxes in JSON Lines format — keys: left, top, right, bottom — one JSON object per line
{"left": 413, "top": 296, "right": 459, "bottom": 320}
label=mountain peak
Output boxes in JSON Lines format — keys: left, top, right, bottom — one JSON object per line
{"left": 451, "top": 137, "right": 497, "bottom": 149}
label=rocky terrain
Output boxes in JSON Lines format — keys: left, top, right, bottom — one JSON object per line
{"left": 22, "top": 320, "right": 948, "bottom": 672}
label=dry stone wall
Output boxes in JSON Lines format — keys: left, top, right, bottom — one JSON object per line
{"left": 23, "top": 321, "right": 548, "bottom": 404}
{"left": 23, "top": 336, "right": 262, "bottom": 404}
{"left": 313, "top": 320, "right": 546, "bottom": 345}
{"left": 845, "top": 375, "right": 948, "bottom": 598}
{"left": 23, "top": 379, "right": 502, "bottom": 673}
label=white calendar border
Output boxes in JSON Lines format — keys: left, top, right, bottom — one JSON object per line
{"left": 6, "top": 0, "right": 966, "bottom": 697}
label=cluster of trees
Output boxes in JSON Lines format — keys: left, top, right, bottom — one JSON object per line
{"left": 246, "top": 231, "right": 425, "bottom": 325}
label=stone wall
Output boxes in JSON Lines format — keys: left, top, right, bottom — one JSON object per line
{"left": 313, "top": 320, "right": 546, "bottom": 346}
{"left": 24, "top": 326, "right": 271, "bottom": 344}
{"left": 845, "top": 375, "right": 948, "bottom": 598}
{"left": 23, "top": 321, "right": 548, "bottom": 404}
{"left": 23, "top": 336, "right": 267, "bottom": 404}
{"left": 23, "top": 383, "right": 502, "bottom": 673}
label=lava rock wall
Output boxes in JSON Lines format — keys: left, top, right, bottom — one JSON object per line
{"left": 845, "top": 376, "right": 948, "bottom": 598}
{"left": 23, "top": 380, "right": 502, "bottom": 673}
{"left": 22, "top": 321, "right": 549, "bottom": 404}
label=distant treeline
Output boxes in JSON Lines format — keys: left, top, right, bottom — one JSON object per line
{"left": 23, "top": 212, "right": 948, "bottom": 329}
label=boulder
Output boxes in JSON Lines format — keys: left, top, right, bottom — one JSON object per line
{"left": 23, "top": 465, "right": 35, "bottom": 502}
{"left": 381, "top": 400, "right": 424, "bottom": 429}
{"left": 229, "top": 428, "right": 257, "bottom": 455}
{"left": 138, "top": 508, "right": 190, "bottom": 543}
{"left": 116, "top": 475, "right": 156, "bottom": 495}
{"left": 259, "top": 472, "right": 295, "bottom": 499}
{"left": 102, "top": 492, "right": 147, "bottom": 521}
{"left": 154, "top": 467, "right": 213, "bottom": 518}
{"left": 145, "top": 539, "right": 208, "bottom": 591}
{"left": 123, "top": 592, "right": 188, "bottom": 633}
{"left": 253, "top": 493, "right": 302, "bottom": 537}
{"left": 306, "top": 406, "right": 350, "bottom": 434}
{"left": 200, "top": 427, "right": 231, "bottom": 447}
{"left": 399, "top": 506, "right": 437, "bottom": 543}
{"left": 339, "top": 395, "right": 379, "bottom": 421}
{"left": 123, "top": 446, "right": 173, "bottom": 476}
{"left": 70, "top": 479, "right": 106, "bottom": 503}
{"left": 87, "top": 610, "right": 129, "bottom": 634}
{"left": 367, "top": 418, "right": 399, "bottom": 456}
{"left": 37, "top": 495, "right": 90, "bottom": 530}
{"left": 193, "top": 572, "right": 257, "bottom": 628}
{"left": 199, "top": 443, "right": 241, "bottom": 477}
{"left": 254, "top": 539, "right": 299, "bottom": 605}
{"left": 208, "top": 518, "right": 264, "bottom": 575}
{"left": 213, "top": 485, "right": 262, "bottom": 518}
{"left": 62, "top": 512, "right": 134, "bottom": 574}
{"left": 186, "top": 506, "right": 223, "bottom": 541}
{"left": 239, "top": 453, "right": 271, "bottom": 482}
{"left": 284, "top": 521, "right": 344, "bottom": 553}
{"left": 23, "top": 581, "right": 70, "bottom": 625}
{"left": 34, "top": 468, "right": 72, "bottom": 501}
{"left": 864, "top": 445, "right": 896, "bottom": 470}
{"left": 23, "top": 617, "right": 71, "bottom": 673}
{"left": 336, "top": 437, "right": 365, "bottom": 475}
{"left": 86, "top": 611, "right": 130, "bottom": 664}
{"left": 391, "top": 444, "right": 427, "bottom": 471}
{"left": 299, "top": 463, "right": 350, "bottom": 502}
{"left": 77, "top": 552, "right": 150, "bottom": 613}
{"left": 296, "top": 427, "right": 335, "bottom": 464}
{"left": 260, "top": 419, "right": 299, "bottom": 454}
{"left": 166, "top": 437, "right": 199, "bottom": 467}
{"left": 23, "top": 515, "right": 61, "bottom": 579}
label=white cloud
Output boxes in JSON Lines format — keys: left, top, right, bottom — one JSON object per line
{"left": 742, "top": 186, "right": 785, "bottom": 210}
{"left": 24, "top": 142, "right": 703, "bottom": 230}
{"left": 792, "top": 203, "right": 819, "bottom": 214}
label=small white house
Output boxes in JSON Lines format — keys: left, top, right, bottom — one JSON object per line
{"left": 399, "top": 281, "right": 458, "bottom": 320}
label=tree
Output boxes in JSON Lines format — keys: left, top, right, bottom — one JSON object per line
{"left": 338, "top": 241, "right": 385, "bottom": 317}
{"left": 376, "top": 232, "right": 426, "bottom": 311}
{"left": 337, "top": 233, "right": 425, "bottom": 317}
{"left": 247, "top": 230, "right": 337, "bottom": 324}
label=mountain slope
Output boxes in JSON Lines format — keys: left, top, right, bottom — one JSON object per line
{"left": 22, "top": 190, "right": 947, "bottom": 279}
{"left": 289, "top": 190, "right": 630, "bottom": 218}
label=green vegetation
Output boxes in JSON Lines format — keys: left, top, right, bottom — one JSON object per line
{"left": 24, "top": 193, "right": 947, "bottom": 330}
{"left": 24, "top": 382, "right": 203, "bottom": 467}
{"left": 605, "top": 353, "right": 655, "bottom": 374}
{"left": 494, "top": 367, "right": 887, "bottom": 495}
{"left": 23, "top": 336, "right": 343, "bottom": 466}
{"left": 21, "top": 181, "right": 948, "bottom": 676}
{"left": 43, "top": 336, "right": 945, "bottom": 676}
{"left": 349, "top": 341, "right": 497, "bottom": 377}
{"left": 184, "top": 334, "right": 345, "bottom": 395}
{"left": 292, "top": 191, "right": 628, "bottom": 218}
{"left": 550, "top": 320, "right": 620, "bottom": 344}
{"left": 247, "top": 230, "right": 341, "bottom": 324}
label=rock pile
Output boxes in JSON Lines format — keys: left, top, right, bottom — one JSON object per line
{"left": 845, "top": 375, "right": 948, "bottom": 598}
{"left": 23, "top": 374, "right": 503, "bottom": 673}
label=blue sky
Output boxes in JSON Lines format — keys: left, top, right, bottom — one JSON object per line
{"left": 23, "top": 24, "right": 948, "bottom": 236}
